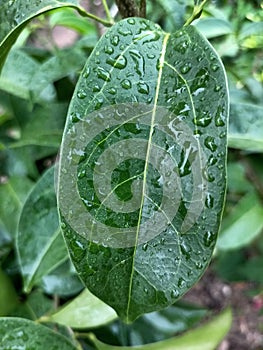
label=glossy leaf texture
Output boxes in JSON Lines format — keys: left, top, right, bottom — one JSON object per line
{"left": 0, "top": 317, "right": 78, "bottom": 350}
{"left": 58, "top": 18, "right": 229, "bottom": 322}
{"left": 90, "top": 309, "right": 232, "bottom": 350}
{"left": 0, "top": 0, "right": 83, "bottom": 71}
{"left": 49, "top": 288, "right": 117, "bottom": 328}
{"left": 17, "top": 166, "right": 68, "bottom": 293}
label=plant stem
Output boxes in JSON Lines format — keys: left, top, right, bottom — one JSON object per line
{"left": 115, "top": 0, "right": 139, "bottom": 18}
{"left": 184, "top": 0, "right": 209, "bottom": 26}
{"left": 76, "top": 6, "right": 113, "bottom": 27}
{"left": 101, "top": 0, "right": 114, "bottom": 24}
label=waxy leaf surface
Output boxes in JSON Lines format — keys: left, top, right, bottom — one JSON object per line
{"left": 17, "top": 166, "right": 68, "bottom": 292}
{"left": 58, "top": 18, "right": 229, "bottom": 322}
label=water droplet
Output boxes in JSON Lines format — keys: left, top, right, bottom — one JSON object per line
{"left": 93, "top": 84, "right": 100, "bottom": 92}
{"left": 168, "top": 248, "right": 173, "bottom": 252}
{"left": 211, "top": 64, "right": 219, "bottom": 72}
{"left": 77, "top": 89, "right": 87, "bottom": 99}
{"left": 203, "top": 231, "right": 216, "bottom": 247}
{"left": 94, "top": 96, "right": 104, "bottom": 110}
{"left": 214, "top": 85, "right": 222, "bottom": 92}
{"left": 171, "top": 289, "right": 179, "bottom": 298}
{"left": 147, "top": 53, "right": 156, "bottom": 59}
{"left": 178, "top": 277, "right": 186, "bottom": 288}
{"left": 195, "top": 262, "right": 203, "bottom": 269}
{"left": 118, "top": 28, "right": 132, "bottom": 36}
{"left": 104, "top": 45, "right": 114, "bottom": 54}
{"left": 107, "top": 87, "right": 117, "bottom": 95}
{"left": 129, "top": 49, "right": 145, "bottom": 77}
{"left": 205, "top": 193, "right": 214, "bottom": 209}
{"left": 142, "top": 243, "right": 148, "bottom": 251}
{"left": 127, "top": 18, "right": 135, "bottom": 25}
{"left": 203, "top": 168, "right": 215, "bottom": 182}
{"left": 219, "top": 131, "right": 226, "bottom": 138}
{"left": 107, "top": 55, "right": 127, "bottom": 69}
{"left": 194, "top": 112, "right": 212, "bottom": 127}
{"left": 137, "top": 81, "right": 149, "bottom": 94}
{"left": 204, "top": 136, "right": 217, "bottom": 152}
{"left": 82, "top": 67, "right": 90, "bottom": 78}
{"left": 97, "top": 67, "right": 111, "bottom": 82}
{"left": 111, "top": 35, "right": 119, "bottom": 46}
{"left": 78, "top": 169, "right": 86, "bottom": 179}
{"left": 121, "top": 79, "right": 132, "bottom": 89}
{"left": 180, "top": 63, "right": 192, "bottom": 74}
{"left": 180, "top": 242, "right": 191, "bottom": 260}
{"left": 144, "top": 287, "right": 149, "bottom": 294}
{"left": 215, "top": 108, "right": 226, "bottom": 126}
{"left": 71, "top": 112, "right": 81, "bottom": 123}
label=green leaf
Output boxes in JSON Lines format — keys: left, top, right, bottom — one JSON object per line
{"left": 58, "top": 18, "right": 229, "bottom": 322}
{"left": 194, "top": 18, "right": 233, "bottom": 39}
{"left": 17, "top": 166, "right": 68, "bottom": 293}
{"left": 217, "top": 192, "right": 263, "bottom": 251}
{"left": 0, "top": 176, "right": 33, "bottom": 239}
{"left": 0, "top": 0, "right": 84, "bottom": 72}
{"left": 228, "top": 103, "right": 263, "bottom": 152}
{"left": 122, "top": 302, "right": 207, "bottom": 345}
{"left": 239, "top": 22, "right": 263, "bottom": 48}
{"left": 49, "top": 288, "right": 117, "bottom": 328}
{"left": 0, "top": 317, "right": 79, "bottom": 349}
{"left": 0, "top": 268, "right": 18, "bottom": 316}
{"left": 89, "top": 308, "right": 232, "bottom": 350}
{"left": 38, "top": 260, "right": 84, "bottom": 297}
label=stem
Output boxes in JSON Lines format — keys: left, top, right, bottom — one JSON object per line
{"left": 139, "top": 0, "right": 146, "bottom": 18}
{"left": 115, "top": 0, "right": 139, "bottom": 18}
{"left": 184, "top": 0, "right": 209, "bottom": 26}
{"left": 101, "top": 0, "right": 114, "bottom": 24}
{"left": 75, "top": 6, "right": 113, "bottom": 27}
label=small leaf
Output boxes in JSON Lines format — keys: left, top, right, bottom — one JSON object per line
{"left": 49, "top": 288, "right": 117, "bottom": 328}
{"left": 0, "top": 317, "right": 79, "bottom": 349}
{"left": 0, "top": 0, "right": 83, "bottom": 71}
{"left": 89, "top": 308, "right": 232, "bottom": 350}
{"left": 0, "top": 176, "right": 33, "bottom": 239}
{"left": 17, "top": 166, "right": 68, "bottom": 293}
{"left": 217, "top": 192, "right": 263, "bottom": 251}
{"left": 194, "top": 18, "right": 233, "bottom": 39}
{"left": 228, "top": 103, "right": 263, "bottom": 152}
{"left": 58, "top": 18, "right": 229, "bottom": 322}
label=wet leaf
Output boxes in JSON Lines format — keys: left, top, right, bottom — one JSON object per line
{"left": 58, "top": 18, "right": 229, "bottom": 322}
{"left": 17, "top": 166, "right": 68, "bottom": 293}
{"left": 89, "top": 308, "right": 232, "bottom": 350}
{"left": 0, "top": 0, "right": 84, "bottom": 72}
{"left": 49, "top": 288, "right": 117, "bottom": 328}
{"left": 0, "top": 317, "right": 79, "bottom": 349}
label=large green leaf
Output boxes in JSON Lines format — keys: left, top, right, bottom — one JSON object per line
{"left": 58, "top": 18, "right": 229, "bottom": 322}
{"left": 49, "top": 288, "right": 117, "bottom": 328}
{"left": 90, "top": 309, "right": 232, "bottom": 350}
{"left": 0, "top": 317, "right": 79, "bottom": 349}
{"left": 0, "top": 0, "right": 84, "bottom": 71}
{"left": 17, "top": 166, "right": 68, "bottom": 293}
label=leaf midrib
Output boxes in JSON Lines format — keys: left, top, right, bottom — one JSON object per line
{"left": 125, "top": 32, "right": 171, "bottom": 322}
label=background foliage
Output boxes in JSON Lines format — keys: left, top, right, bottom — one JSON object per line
{"left": 0, "top": 0, "right": 262, "bottom": 349}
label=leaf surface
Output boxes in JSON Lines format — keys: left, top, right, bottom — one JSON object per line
{"left": 0, "top": 317, "right": 78, "bottom": 349}
{"left": 58, "top": 18, "right": 229, "bottom": 322}
{"left": 90, "top": 309, "right": 232, "bottom": 350}
{"left": 228, "top": 103, "right": 263, "bottom": 152}
{"left": 0, "top": 0, "right": 84, "bottom": 71}
{"left": 49, "top": 288, "right": 117, "bottom": 328}
{"left": 17, "top": 166, "right": 68, "bottom": 293}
